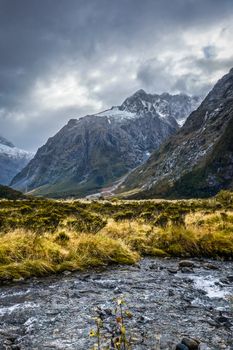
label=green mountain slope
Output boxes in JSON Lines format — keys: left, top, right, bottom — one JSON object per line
{"left": 119, "top": 68, "right": 233, "bottom": 199}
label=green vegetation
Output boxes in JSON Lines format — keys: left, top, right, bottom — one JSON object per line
{"left": 0, "top": 184, "right": 25, "bottom": 200}
{"left": 90, "top": 298, "right": 133, "bottom": 350}
{"left": 0, "top": 190, "right": 232, "bottom": 282}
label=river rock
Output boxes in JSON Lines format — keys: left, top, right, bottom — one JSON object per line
{"left": 179, "top": 260, "right": 196, "bottom": 268}
{"left": 181, "top": 337, "right": 199, "bottom": 349}
{"left": 168, "top": 268, "right": 178, "bottom": 274}
{"left": 227, "top": 275, "right": 233, "bottom": 282}
{"left": 215, "top": 315, "right": 231, "bottom": 327}
{"left": 203, "top": 263, "right": 219, "bottom": 270}
{"left": 62, "top": 270, "right": 72, "bottom": 276}
{"left": 181, "top": 267, "right": 194, "bottom": 273}
{"left": 176, "top": 343, "right": 189, "bottom": 350}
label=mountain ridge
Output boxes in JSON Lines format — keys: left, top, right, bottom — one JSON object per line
{"left": 118, "top": 68, "right": 233, "bottom": 198}
{"left": 11, "top": 91, "right": 200, "bottom": 197}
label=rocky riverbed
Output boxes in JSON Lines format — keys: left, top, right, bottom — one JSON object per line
{"left": 0, "top": 258, "right": 232, "bottom": 350}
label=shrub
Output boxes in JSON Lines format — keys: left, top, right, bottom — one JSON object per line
{"left": 55, "top": 231, "right": 70, "bottom": 243}
{"left": 113, "top": 211, "right": 135, "bottom": 221}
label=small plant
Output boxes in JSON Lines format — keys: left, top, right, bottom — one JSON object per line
{"left": 154, "top": 213, "right": 169, "bottom": 228}
{"left": 90, "top": 298, "right": 133, "bottom": 349}
{"left": 90, "top": 317, "right": 103, "bottom": 350}
{"left": 55, "top": 231, "right": 70, "bottom": 243}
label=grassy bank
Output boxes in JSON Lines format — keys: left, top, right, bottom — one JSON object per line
{"left": 0, "top": 191, "right": 232, "bottom": 281}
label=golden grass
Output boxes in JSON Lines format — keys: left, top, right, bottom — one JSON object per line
{"left": 101, "top": 217, "right": 233, "bottom": 258}
{"left": 0, "top": 209, "right": 232, "bottom": 281}
{"left": 0, "top": 229, "right": 139, "bottom": 280}
{"left": 101, "top": 220, "right": 167, "bottom": 256}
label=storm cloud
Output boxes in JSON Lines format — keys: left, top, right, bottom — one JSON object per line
{"left": 0, "top": 0, "right": 233, "bottom": 150}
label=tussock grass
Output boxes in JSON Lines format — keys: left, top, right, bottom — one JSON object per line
{"left": 155, "top": 226, "right": 233, "bottom": 258}
{"left": 101, "top": 218, "right": 233, "bottom": 259}
{"left": 0, "top": 192, "right": 232, "bottom": 281}
{"left": 101, "top": 220, "right": 167, "bottom": 256}
{"left": 0, "top": 229, "right": 139, "bottom": 280}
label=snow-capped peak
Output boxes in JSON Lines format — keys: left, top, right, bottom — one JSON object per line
{"left": 119, "top": 90, "right": 201, "bottom": 125}
{"left": 92, "top": 90, "right": 201, "bottom": 128}
{"left": 95, "top": 106, "right": 136, "bottom": 120}
{"left": 0, "top": 143, "right": 34, "bottom": 160}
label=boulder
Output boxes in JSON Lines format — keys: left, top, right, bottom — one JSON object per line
{"left": 181, "top": 337, "right": 199, "bottom": 349}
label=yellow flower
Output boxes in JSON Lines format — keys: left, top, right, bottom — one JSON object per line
{"left": 121, "top": 326, "right": 126, "bottom": 335}
{"left": 89, "top": 329, "right": 97, "bottom": 337}
{"left": 125, "top": 310, "right": 133, "bottom": 318}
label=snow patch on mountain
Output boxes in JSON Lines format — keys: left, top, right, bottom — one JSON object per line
{"left": 96, "top": 107, "right": 136, "bottom": 120}
{"left": 0, "top": 136, "right": 35, "bottom": 185}
{"left": 96, "top": 91, "right": 201, "bottom": 127}
{"left": 0, "top": 143, "right": 34, "bottom": 160}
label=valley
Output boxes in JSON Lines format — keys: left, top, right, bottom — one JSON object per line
{"left": 1, "top": 2, "right": 233, "bottom": 349}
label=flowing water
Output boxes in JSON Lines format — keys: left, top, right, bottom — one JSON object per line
{"left": 0, "top": 258, "right": 232, "bottom": 349}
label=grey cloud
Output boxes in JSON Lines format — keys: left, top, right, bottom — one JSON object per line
{"left": 0, "top": 0, "right": 233, "bottom": 150}
{"left": 137, "top": 59, "right": 174, "bottom": 94}
{"left": 172, "top": 74, "right": 213, "bottom": 97}
{"left": 195, "top": 57, "right": 233, "bottom": 75}
{"left": 203, "top": 46, "right": 217, "bottom": 59}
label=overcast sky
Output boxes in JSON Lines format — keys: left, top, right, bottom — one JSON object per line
{"left": 0, "top": 0, "right": 233, "bottom": 151}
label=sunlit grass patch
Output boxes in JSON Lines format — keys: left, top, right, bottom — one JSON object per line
{"left": 101, "top": 220, "right": 167, "bottom": 256}
{"left": 0, "top": 193, "right": 232, "bottom": 281}
{"left": 0, "top": 229, "right": 139, "bottom": 281}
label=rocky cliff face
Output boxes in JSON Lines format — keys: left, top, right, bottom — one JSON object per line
{"left": 11, "top": 91, "right": 200, "bottom": 197}
{"left": 0, "top": 136, "right": 33, "bottom": 185}
{"left": 120, "top": 68, "right": 233, "bottom": 198}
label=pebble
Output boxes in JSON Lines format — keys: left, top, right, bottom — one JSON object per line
{"left": 62, "top": 270, "right": 72, "bottom": 276}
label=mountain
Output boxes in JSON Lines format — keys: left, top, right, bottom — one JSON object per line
{"left": 11, "top": 91, "right": 200, "bottom": 198}
{"left": 0, "top": 136, "right": 34, "bottom": 185}
{"left": 119, "top": 68, "right": 233, "bottom": 199}
{"left": 0, "top": 184, "right": 25, "bottom": 200}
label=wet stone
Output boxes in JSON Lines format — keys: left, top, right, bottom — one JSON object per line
{"left": 203, "top": 263, "right": 219, "bottom": 270}
{"left": 181, "top": 337, "right": 199, "bottom": 349}
{"left": 0, "top": 258, "right": 232, "bottom": 349}
{"left": 168, "top": 268, "right": 178, "bottom": 274}
{"left": 179, "top": 260, "right": 196, "bottom": 268}
{"left": 176, "top": 343, "right": 189, "bottom": 350}
{"left": 181, "top": 267, "right": 194, "bottom": 273}
{"left": 226, "top": 275, "right": 233, "bottom": 283}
